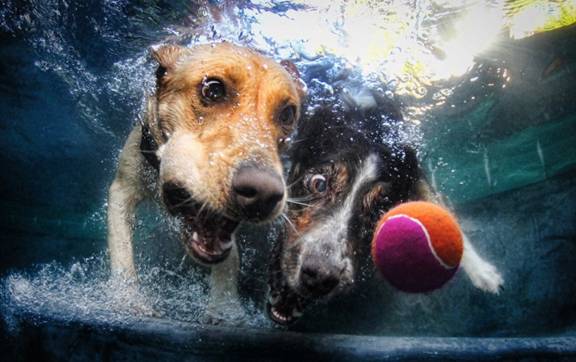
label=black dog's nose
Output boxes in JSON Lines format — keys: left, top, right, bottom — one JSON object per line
{"left": 300, "top": 264, "right": 340, "bottom": 297}
{"left": 232, "top": 166, "right": 284, "bottom": 221}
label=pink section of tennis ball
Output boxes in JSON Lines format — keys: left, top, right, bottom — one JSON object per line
{"left": 372, "top": 215, "right": 459, "bottom": 293}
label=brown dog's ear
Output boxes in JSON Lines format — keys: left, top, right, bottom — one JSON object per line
{"left": 280, "top": 59, "right": 307, "bottom": 98}
{"left": 150, "top": 44, "right": 187, "bottom": 69}
{"left": 150, "top": 45, "right": 188, "bottom": 84}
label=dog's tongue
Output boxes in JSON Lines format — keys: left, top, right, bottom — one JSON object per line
{"left": 183, "top": 214, "right": 239, "bottom": 263}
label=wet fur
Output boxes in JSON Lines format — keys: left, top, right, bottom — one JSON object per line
{"left": 267, "top": 89, "right": 503, "bottom": 325}
{"left": 107, "top": 42, "right": 303, "bottom": 317}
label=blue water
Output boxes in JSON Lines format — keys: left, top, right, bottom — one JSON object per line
{"left": 1, "top": 0, "right": 575, "bottom": 350}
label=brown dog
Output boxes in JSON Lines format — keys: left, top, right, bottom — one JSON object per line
{"left": 107, "top": 42, "right": 304, "bottom": 316}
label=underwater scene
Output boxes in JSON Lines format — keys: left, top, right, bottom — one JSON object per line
{"left": 1, "top": 0, "right": 576, "bottom": 360}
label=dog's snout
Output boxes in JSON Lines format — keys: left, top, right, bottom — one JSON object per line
{"left": 162, "top": 182, "right": 190, "bottom": 213}
{"left": 300, "top": 263, "right": 340, "bottom": 297}
{"left": 232, "top": 166, "right": 284, "bottom": 221}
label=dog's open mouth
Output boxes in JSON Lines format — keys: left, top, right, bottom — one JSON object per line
{"left": 163, "top": 183, "right": 239, "bottom": 264}
{"left": 181, "top": 212, "right": 239, "bottom": 264}
{"left": 266, "top": 286, "right": 306, "bottom": 325}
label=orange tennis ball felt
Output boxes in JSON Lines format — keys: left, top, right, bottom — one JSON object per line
{"left": 371, "top": 201, "right": 464, "bottom": 293}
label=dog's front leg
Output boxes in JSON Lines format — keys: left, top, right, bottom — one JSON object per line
{"left": 205, "top": 241, "right": 244, "bottom": 323}
{"left": 461, "top": 236, "right": 504, "bottom": 294}
{"left": 107, "top": 178, "right": 142, "bottom": 279}
{"left": 107, "top": 127, "right": 146, "bottom": 280}
{"left": 106, "top": 127, "right": 159, "bottom": 315}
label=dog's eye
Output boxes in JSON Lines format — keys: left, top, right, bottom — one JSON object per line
{"left": 200, "top": 78, "right": 226, "bottom": 103}
{"left": 278, "top": 105, "right": 297, "bottom": 128}
{"left": 308, "top": 174, "right": 327, "bottom": 194}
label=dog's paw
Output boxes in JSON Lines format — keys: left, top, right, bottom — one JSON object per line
{"left": 107, "top": 276, "right": 159, "bottom": 317}
{"left": 202, "top": 310, "right": 247, "bottom": 326}
{"left": 465, "top": 259, "right": 504, "bottom": 294}
{"left": 203, "top": 300, "right": 247, "bottom": 326}
{"left": 128, "top": 298, "right": 159, "bottom": 317}
{"left": 201, "top": 311, "right": 227, "bottom": 326}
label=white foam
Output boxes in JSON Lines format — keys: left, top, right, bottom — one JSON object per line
{"left": 0, "top": 253, "right": 272, "bottom": 334}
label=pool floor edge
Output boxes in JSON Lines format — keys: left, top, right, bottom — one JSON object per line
{"left": 4, "top": 313, "right": 576, "bottom": 361}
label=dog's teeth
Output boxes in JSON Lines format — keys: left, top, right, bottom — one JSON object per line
{"left": 192, "top": 232, "right": 199, "bottom": 241}
{"left": 272, "top": 308, "right": 287, "bottom": 322}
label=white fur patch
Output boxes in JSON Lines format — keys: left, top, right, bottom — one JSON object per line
{"left": 156, "top": 144, "right": 166, "bottom": 159}
{"left": 291, "top": 154, "right": 379, "bottom": 288}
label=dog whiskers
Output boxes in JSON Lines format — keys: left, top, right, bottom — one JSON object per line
{"left": 280, "top": 213, "right": 299, "bottom": 236}
{"left": 286, "top": 194, "right": 315, "bottom": 203}
{"left": 172, "top": 195, "right": 197, "bottom": 209}
{"left": 196, "top": 201, "right": 209, "bottom": 220}
{"left": 286, "top": 199, "right": 311, "bottom": 207}
{"left": 287, "top": 176, "right": 304, "bottom": 190}
{"left": 290, "top": 137, "right": 307, "bottom": 144}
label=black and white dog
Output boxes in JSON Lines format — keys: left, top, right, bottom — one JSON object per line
{"left": 267, "top": 81, "right": 503, "bottom": 325}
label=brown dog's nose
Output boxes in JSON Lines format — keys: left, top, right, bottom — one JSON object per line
{"left": 300, "top": 263, "right": 340, "bottom": 297}
{"left": 232, "top": 165, "right": 284, "bottom": 221}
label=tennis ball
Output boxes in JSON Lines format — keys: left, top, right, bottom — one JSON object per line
{"left": 371, "top": 201, "right": 463, "bottom": 293}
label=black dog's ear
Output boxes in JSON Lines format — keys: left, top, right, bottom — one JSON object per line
{"left": 150, "top": 44, "right": 188, "bottom": 85}
{"left": 391, "top": 144, "right": 421, "bottom": 187}
{"left": 280, "top": 59, "right": 307, "bottom": 98}
{"left": 288, "top": 107, "right": 335, "bottom": 162}
{"left": 394, "top": 144, "right": 443, "bottom": 206}
{"left": 399, "top": 146, "right": 446, "bottom": 204}
{"left": 363, "top": 144, "right": 421, "bottom": 210}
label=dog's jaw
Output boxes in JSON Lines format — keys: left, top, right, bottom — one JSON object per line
{"left": 181, "top": 213, "right": 239, "bottom": 265}
{"left": 267, "top": 253, "right": 306, "bottom": 325}
{"left": 267, "top": 288, "right": 304, "bottom": 325}
{"left": 267, "top": 155, "right": 380, "bottom": 325}
{"left": 161, "top": 178, "right": 241, "bottom": 265}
